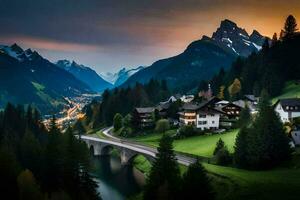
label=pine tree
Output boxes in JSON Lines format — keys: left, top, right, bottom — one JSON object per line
{"left": 20, "top": 129, "right": 42, "bottom": 179}
{"left": 272, "top": 32, "right": 278, "bottom": 43}
{"left": 144, "top": 134, "right": 181, "bottom": 200}
{"left": 235, "top": 91, "right": 291, "bottom": 169}
{"left": 283, "top": 14, "right": 298, "bottom": 39}
{"left": 17, "top": 169, "right": 43, "bottom": 200}
{"left": 236, "top": 104, "right": 251, "bottom": 128}
{"left": 234, "top": 127, "right": 250, "bottom": 168}
{"left": 213, "top": 138, "right": 225, "bottom": 155}
{"left": 180, "top": 161, "right": 214, "bottom": 200}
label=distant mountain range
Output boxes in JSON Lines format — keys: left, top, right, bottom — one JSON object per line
{"left": 0, "top": 19, "right": 267, "bottom": 114}
{"left": 0, "top": 44, "right": 92, "bottom": 114}
{"left": 56, "top": 60, "right": 113, "bottom": 92}
{"left": 100, "top": 66, "right": 145, "bottom": 87}
{"left": 121, "top": 19, "right": 267, "bottom": 91}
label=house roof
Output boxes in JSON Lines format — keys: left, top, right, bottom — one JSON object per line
{"left": 156, "top": 102, "right": 171, "bottom": 111}
{"left": 216, "top": 100, "right": 230, "bottom": 105}
{"left": 274, "top": 98, "right": 300, "bottom": 112}
{"left": 244, "top": 95, "right": 257, "bottom": 102}
{"left": 135, "top": 107, "right": 155, "bottom": 113}
{"left": 198, "top": 107, "right": 225, "bottom": 115}
{"left": 182, "top": 103, "right": 200, "bottom": 111}
{"left": 233, "top": 100, "right": 246, "bottom": 108}
{"left": 219, "top": 102, "right": 243, "bottom": 109}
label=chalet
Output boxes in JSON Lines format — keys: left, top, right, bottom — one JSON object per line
{"left": 133, "top": 107, "right": 155, "bottom": 129}
{"left": 179, "top": 103, "right": 199, "bottom": 126}
{"left": 274, "top": 98, "right": 300, "bottom": 123}
{"left": 196, "top": 103, "right": 224, "bottom": 130}
{"left": 217, "top": 102, "right": 243, "bottom": 119}
{"left": 156, "top": 102, "right": 171, "bottom": 118}
{"left": 179, "top": 96, "right": 224, "bottom": 130}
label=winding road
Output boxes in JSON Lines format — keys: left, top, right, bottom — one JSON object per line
{"left": 82, "top": 127, "right": 197, "bottom": 166}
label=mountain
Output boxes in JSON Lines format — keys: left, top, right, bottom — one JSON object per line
{"left": 0, "top": 44, "right": 92, "bottom": 114}
{"left": 121, "top": 19, "right": 266, "bottom": 92}
{"left": 100, "top": 66, "right": 144, "bottom": 87}
{"left": 211, "top": 19, "right": 265, "bottom": 57}
{"left": 56, "top": 60, "right": 113, "bottom": 92}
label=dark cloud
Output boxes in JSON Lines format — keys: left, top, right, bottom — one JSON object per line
{"left": 0, "top": 0, "right": 299, "bottom": 72}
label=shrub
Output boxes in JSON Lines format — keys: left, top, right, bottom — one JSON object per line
{"left": 113, "top": 113, "right": 123, "bottom": 131}
{"left": 155, "top": 119, "right": 170, "bottom": 133}
{"left": 213, "top": 147, "right": 232, "bottom": 166}
{"left": 178, "top": 125, "right": 195, "bottom": 138}
{"left": 120, "top": 127, "right": 134, "bottom": 138}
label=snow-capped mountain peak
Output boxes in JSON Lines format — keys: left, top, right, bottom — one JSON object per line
{"left": 0, "top": 44, "right": 39, "bottom": 61}
{"left": 211, "top": 19, "right": 266, "bottom": 56}
{"left": 100, "top": 66, "right": 145, "bottom": 86}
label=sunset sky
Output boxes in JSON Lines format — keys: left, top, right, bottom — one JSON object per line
{"left": 0, "top": 0, "right": 299, "bottom": 73}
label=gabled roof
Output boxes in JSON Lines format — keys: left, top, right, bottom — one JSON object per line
{"left": 274, "top": 98, "right": 300, "bottom": 112}
{"left": 156, "top": 102, "right": 171, "bottom": 111}
{"left": 182, "top": 103, "right": 200, "bottom": 111}
{"left": 233, "top": 100, "right": 246, "bottom": 108}
{"left": 198, "top": 107, "right": 226, "bottom": 115}
{"left": 135, "top": 107, "right": 155, "bottom": 114}
{"left": 220, "top": 102, "right": 243, "bottom": 109}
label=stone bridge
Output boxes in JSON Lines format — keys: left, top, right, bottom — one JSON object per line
{"left": 80, "top": 135, "right": 157, "bottom": 165}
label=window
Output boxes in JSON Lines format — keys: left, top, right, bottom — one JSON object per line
{"left": 199, "top": 114, "right": 206, "bottom": 118}
{"left": 198, "top": 121, "right": 207, "bottom": 125}
{"left": 212, "top": 121, "right": 215, "bottom": 124}
{"left": 211, "top": 114, "right": 215, "bottom": 117}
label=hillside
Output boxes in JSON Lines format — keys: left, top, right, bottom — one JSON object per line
{"left": 121, "top": 19, "right": 266, "bottom": 92}
{"left": 208, "top": 33, "right": 300, "bottom": 99}
{"left": 0, "top": 44, "right": 92, "bottom": 114}
{"left": 272, "top": 81, "right": 300, "bottom": 103}
{"left": 56, "top": 60, "right": 113, "bottom": 93}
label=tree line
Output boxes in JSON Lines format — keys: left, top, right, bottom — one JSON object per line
{"left": 83, "top": 79, "right": 170, "bottom": 128}
{"left": 0, "top": 103, "right": 100, "bottom": 200}
{"left": 199, "top": 15, "right": 300, "bottom": 100}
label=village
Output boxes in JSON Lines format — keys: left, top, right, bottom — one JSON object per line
{"left": 131, "top": 84, "right": 300, "bottom": 147}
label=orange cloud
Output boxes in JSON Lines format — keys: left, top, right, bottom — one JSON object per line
{"left": 0, "top": 36, "right": 101, "bottom": 52}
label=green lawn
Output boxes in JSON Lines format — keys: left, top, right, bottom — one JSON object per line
{"left": 132, "top": 155, "right": 152, "bottom": 175}
{"left": 130, "top": 129, "right": 238, "bottom": 158}
{"left": 272, "top": 81, "right": 300, "bottom": 104}
{"left": 130, "top": 129, "right": 300, "bottom": 199}
{"left": 204, "top": 155, "right": 300, "bottom": 200}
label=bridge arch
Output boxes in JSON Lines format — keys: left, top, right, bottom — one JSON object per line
{"left": 127, "top": 153, "right": 155, "bottom": 165}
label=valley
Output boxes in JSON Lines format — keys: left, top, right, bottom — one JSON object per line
{"left": 1, "top": 2, "right": 300, "bottom": 199}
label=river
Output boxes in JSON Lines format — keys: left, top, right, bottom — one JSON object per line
{"left": 91, "top": 155, "right": 145, "bottom": 200}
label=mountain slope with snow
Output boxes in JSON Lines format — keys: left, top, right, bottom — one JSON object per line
{"left": 56, "top": 60, "right": 113, "bottom": 92}
{"left": 100, "top": 66, "right": 144, "bottom": 86}
{"left": 0, "top": 44, "right": 92, "bottom": 114}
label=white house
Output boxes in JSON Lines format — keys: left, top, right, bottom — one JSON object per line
{"left": 196, "top": 108, "right": 222, "bottom": 130}
{"left": 179, "top": 98, "right": 224, "bottom": 130}
{"left": 274, "top": 98, "right": 300, "bottom": 123}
